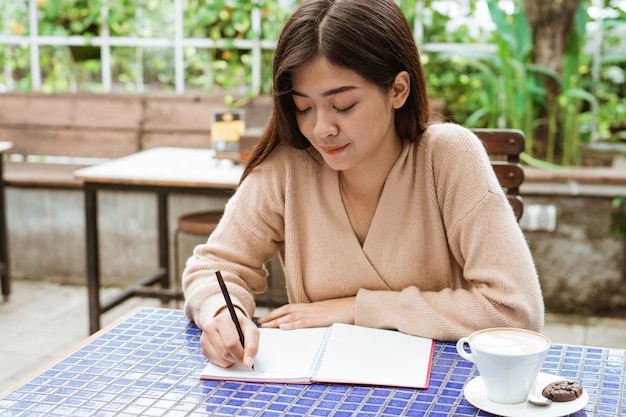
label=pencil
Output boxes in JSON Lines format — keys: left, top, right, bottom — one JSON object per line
{"left": 215, "top": 271, "right": 253, "bottom": 370}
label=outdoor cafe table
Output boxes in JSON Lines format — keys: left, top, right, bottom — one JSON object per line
{"left": 0, "top": 307, "right": 623, "bottom": 416}
{"left": 73, "top": 147, "right": 244, "bottom": 334}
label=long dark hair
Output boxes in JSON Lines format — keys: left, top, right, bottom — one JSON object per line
{"left": 241, "top": 0, "right": 429, "bottom": 182}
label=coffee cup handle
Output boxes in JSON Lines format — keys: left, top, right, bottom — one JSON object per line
{"left": 456, "top": 337, "right": 475, "bottom": 363}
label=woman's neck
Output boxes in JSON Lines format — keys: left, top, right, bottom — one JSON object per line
{"left": 340, "top": 139, "right": 403, "bottom": 198}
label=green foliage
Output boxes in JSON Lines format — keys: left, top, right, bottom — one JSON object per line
{"left": 429, "top": 1, "right": 544, "bottom": 156}
{"left": 182, "top": 0, "right": 293, "bottom": 94}
{"left": 556, "top": 2, "right": 594, "bottom": 165}
{"left": 611, "top": 197, "right": 626, "bottom": 239}
{"left": 407, "top": 1, "right": 489, "bottom": 126}
{"left": 1, "top": 0, "right": 295, "bottom": 94}
{"left": 447, "top": 0, "right": 616, "bottom": 166}
{"left": 39, "top": 0, "right": 101, "bottom": 36}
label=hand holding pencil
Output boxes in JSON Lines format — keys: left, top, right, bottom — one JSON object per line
{"left": 197, "top": 271, "right": 259, "bottom": 369}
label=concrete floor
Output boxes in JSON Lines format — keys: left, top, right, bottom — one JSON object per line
{"left": 1, "top": 279, "right": 626, "bottom": 395}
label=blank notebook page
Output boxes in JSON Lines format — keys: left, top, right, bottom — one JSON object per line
{"left": 313, "top": 323, "right": 433, "bottom": 388}
{"left": 201, "top": 326, "right": 327, "bottom": 383}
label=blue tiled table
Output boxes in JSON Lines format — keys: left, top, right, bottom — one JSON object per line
{"left": 0, "top": 307, "right": 623, "bottom": 416}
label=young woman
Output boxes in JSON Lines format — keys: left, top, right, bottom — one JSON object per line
{"left": 182, "top": 0, "right": 544, "bottom": 369}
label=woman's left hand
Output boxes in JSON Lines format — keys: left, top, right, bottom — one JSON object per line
{"left": 257, "top": 297, "right": 356, "bottom": 330}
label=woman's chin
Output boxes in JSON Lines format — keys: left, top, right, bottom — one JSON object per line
{"left": 324, "top": 159, "right": 351, "bottom": 172}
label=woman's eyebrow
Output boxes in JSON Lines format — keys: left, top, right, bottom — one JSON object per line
{"left": 292, "top": 85, "right": 358, "bottom": 98}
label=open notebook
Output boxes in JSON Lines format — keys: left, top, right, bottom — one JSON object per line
{"left": 200, "top": 323, "right": 435, "bottom": 389}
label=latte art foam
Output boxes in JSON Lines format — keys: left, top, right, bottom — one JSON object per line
{"left": 471, "top": 329, "right": 549, "bottom": 355}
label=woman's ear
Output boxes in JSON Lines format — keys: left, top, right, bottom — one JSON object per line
{"left": 391, "top": 71, "right": 410, "bottom": 109}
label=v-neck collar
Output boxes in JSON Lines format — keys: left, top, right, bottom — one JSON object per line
{"left": 333, "top": 141, "right": 411, "bottom": 250}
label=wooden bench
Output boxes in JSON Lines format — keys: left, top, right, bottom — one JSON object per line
{"left": 0, "top": 93, "right": 272, "bottom": 188}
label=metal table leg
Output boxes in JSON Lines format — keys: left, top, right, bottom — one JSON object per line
{"left": 157, "top": 191, "right": 170, "bottom": 293}
{"left": 84, "top": 183, "right": 101, "bottom": 334}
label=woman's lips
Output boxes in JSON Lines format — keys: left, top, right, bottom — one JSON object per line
{"left": 320, "top": 144, "right": 349, "bottom": 155}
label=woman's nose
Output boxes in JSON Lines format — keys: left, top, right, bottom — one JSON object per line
{"left": 313, "top": 111, "right": 338, "bottom": 138}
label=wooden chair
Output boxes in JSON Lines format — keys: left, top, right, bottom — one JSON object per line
{"left": 470, "top": 128, "right": 525, "bottom": 221}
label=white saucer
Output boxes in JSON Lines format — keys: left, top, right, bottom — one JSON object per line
{"left": 464, "top": 372, "right": 589, "bottom": 417}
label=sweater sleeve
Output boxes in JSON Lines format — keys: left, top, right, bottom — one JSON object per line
{"left": 182, "top": 153, "right": 286, "bottom": 330}
{"left": 354, "top": 125, "right": 544, "bottom": 341}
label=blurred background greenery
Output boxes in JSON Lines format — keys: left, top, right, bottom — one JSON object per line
{"left": 1, "top": 0, "right": 625, "bottom": 165}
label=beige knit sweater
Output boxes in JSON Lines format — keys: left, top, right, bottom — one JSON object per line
{"left": 182, "top": 122, "right": 544, "bottom": 341}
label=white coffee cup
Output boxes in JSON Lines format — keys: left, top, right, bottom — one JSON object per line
{"left": 456, "top": 327, "right": 551, "bottom": 404}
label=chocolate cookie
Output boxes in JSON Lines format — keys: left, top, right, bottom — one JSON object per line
{"left": 541, "top": 380, "right": 584, "bottom": 402}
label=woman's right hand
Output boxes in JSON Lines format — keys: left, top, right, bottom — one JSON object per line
{"left": 200, "top": 309, "right": 260, "bottom": 368}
